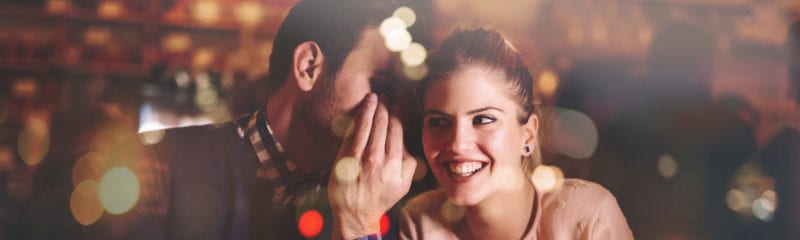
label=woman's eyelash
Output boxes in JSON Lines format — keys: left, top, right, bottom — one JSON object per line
{"left": 473, "top": 115, "right": 496, "bottom": 124}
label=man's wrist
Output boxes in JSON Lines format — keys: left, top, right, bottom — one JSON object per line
{"left": 353, "top": 233, "right": 382, "bottom": 240}
{"left": 336, "top": 223, "right": 380, "bottom": 240}
{"left": 331, "top": 213, "right": 381, "bottom": 240}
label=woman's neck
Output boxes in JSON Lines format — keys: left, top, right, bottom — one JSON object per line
{"left": 457, "top": 178, "right": 537, "bottom": 240}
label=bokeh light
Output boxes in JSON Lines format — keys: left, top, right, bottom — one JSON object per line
{"left": 298, "top": 210, "right": 324, "bottom": 238}
{"left": 83, "top": 27, "right": 112, "bottom": 46}
{"left": 531, "top": 165, "right": 564, "bottom": 193}
{"left": 234, "top": 1, "right": 264, "bottom": 27}
{"left": 761, "top": 190, "right": 777, "bottom": 211}
{"left": 402, "top": 64, "right": 428, "bottom": 81}
{"left": 195, "top": 87, "right": 220, "bottom": 112}
{"left": 383, "top": 28, "right": 412, "bottom": 52}
{"left": 334, "top": 156, "right": 361, "bottom": 183}
{"left": 162, "top": 32, "right": 192, "bottom": 53}
{"left": 97, "top": 1, "right": 124, "bottom": 18}
{"left": 752, "top": 198, "right": 774, "bottom": 221}
{"left": 726, "top": 161, "right": 781, "bottom": 222}
{"left": 379, "top": 17, "right": 407, "bottom": 38}
{"left": 192, "top": 0, "right": 221, "bottom": 24}
{"left": 412, "top": 157, "right": 428, "bottom": 181}
{"left": 537, "top": 70, "right": 559, "bottom": 98}
{"left": 380, "top": 213, "right": 390, "bottom": 236}
{"left": 98, "top": 166, "right": 140, "bottom": 215}
{"left": 195, "top": 73, "right": 217, "bottom": 105}
{"left": 46, "top": 0, "right": 70, "bottom": 14}
{"left": 330, "top": 114, "right": 353, "bottom": 139}
{"left": 552, "top": 109, "right": 598, "bottom": 159}
{"left": 725, "top": 189, "right": 747, "bottom": 212}
{"left": 192, "top": 48, "right": 216, "bottom": 69}
{"left": 400, "top": 42, "right": 427, "bottom": 67}
{"left": 657, "top": 154, "right": 678, "bottom": 179}
{"left": 138, "top": 129, "right": 165, "bottom": 145}
{"left": 13, "top": 78, "right": 39, "bottom": 98}
{"left": 392, "top": 6, "right": 417, "bottom": 28}
{"left": 70, "top": 180, "right": 103, "bottom": 226}
{"left": 72, "top": 152, "right": 105, "bottom": 186}
{"left": 440, "top": 200, "right": 465, "bottom": 222}
{"left": 18, "top": 117, "right": 51, "bottom": 166}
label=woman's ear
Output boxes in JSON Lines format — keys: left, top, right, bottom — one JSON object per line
{"left": 292, "top": 41, "right": 325, "bottom": 92}
{"left": 521, "top": 114, "right": 539, "bottom": 157}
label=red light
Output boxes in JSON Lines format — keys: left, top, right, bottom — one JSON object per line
{"left": 298, "top": 210, "right": 324, "bottom": 238}
{"left": 380, "top": 213, "right": 390, "bottom": 236}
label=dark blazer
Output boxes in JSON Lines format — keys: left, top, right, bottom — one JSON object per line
{"left": 86, "top": 122, "right": 304, "bottom": 239}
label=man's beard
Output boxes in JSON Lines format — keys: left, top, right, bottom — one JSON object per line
{"left": 299, "top": 72, "right": 344, "bottom": 147}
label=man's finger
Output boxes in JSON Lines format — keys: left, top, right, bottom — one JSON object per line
{"left": 385, "top": 108, "right": 404, "bottom": 158}
{"left": 365, "top": 96, "right": 389, "bottom": 164}
{"left": 346, "top": 93, "right": 378, "bottom": 159}
{"left": 382, "top": 110, "right": 405, "bottom": 180}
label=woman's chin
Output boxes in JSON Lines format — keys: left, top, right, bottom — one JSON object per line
{"left": 445, "top": 189, "right": 486, "bottom": 206}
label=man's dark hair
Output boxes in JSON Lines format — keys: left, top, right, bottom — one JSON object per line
{"left": 265, "top": 0, "right": 424, "bottom": 96}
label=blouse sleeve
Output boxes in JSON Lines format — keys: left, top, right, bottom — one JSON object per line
{"left": 588, "top": 194, "right": 634, "bottom": 240}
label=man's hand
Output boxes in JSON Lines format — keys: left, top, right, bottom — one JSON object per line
{"left": 328, "top": 93, "right": 417, "bottom": 239}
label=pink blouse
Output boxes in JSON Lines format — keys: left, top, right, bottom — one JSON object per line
{"left": 400, "top": 179, "right": 634, "bottom": 239}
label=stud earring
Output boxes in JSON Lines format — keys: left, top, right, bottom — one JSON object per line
{"left": 524, "top": 146, "right": 531, "bottom": 153}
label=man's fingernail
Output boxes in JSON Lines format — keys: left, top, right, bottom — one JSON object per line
{"left": 367, "top": 93, "right": 377, "bottom": 102}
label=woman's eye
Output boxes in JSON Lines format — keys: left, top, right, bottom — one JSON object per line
{"left": 473, "top": 115, "right": 496, "bottom": 125}
{"left": 426, "top": 117, "right": 451, "bottom": 128}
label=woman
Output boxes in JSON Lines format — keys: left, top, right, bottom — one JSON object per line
{"left": 400, "top": 29, "right": 633, "bottom": 239}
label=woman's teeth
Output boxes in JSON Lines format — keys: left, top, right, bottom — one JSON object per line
{"left": 448, "top": 162, "right": 484, "bottom": 176}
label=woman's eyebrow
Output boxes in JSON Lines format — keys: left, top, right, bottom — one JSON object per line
{"left": 467, "top": 106, "right": 504, "bottom": 115}
{"left": 423, "top": 107, "right": 505, "bottom": 117}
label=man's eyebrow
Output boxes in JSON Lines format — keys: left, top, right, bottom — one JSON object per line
{"left": 467, "top": 107, "right": 504, "bottom": 115}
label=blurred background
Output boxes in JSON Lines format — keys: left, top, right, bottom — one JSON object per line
{"left": 0, "top": 0, "right": 797, "bottom": 239}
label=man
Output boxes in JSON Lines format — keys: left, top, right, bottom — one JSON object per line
{"left": 88, "top": 0, "right": 422, "bottom": 239}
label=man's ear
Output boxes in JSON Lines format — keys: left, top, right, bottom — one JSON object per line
{"left": 522, "top": 114, "right": 539, "bottom": 157}
{"left": 292, "top": 41, "right": 325, "bottom": 92}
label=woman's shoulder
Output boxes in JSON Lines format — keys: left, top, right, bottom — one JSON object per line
{"left": 540, "top": 178, "right": 618, "bottom": 212}
{"left": 399, "top": 190, "right": 459, "bottom": 240}
{"left": 537, "top": 179, "right": 633, "bottom": 239}
{"left": 552, "top": 179, "right": 615, "bottom": 199}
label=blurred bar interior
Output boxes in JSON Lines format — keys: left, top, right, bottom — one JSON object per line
{"left": 0, "top": 0, "right": 798, "bottom": 239}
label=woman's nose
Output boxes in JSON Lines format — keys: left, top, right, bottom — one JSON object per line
{"left": 445, "top": 123, "right": 473, "bottom": 154}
